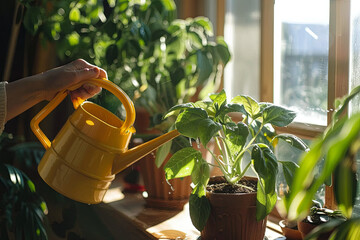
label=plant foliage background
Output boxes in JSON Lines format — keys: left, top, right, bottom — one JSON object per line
{"left": 21, "top": 0, "right": 230, "bottom": 130}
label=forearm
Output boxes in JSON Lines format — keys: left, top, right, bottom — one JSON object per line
{"left": 5, "top": 74, "right": 45, "bottom": 121}
{"left": 3, "top": 59, "right": 104, "bottom": 123}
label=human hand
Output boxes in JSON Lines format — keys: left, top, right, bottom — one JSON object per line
{"left": 41, "top": 59, "right": 107, "bottom": 102}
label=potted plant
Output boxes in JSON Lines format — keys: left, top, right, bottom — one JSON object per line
{"left": 102, "top": 1, "right": 230, "bottom": 209}
{"left": 279, "top": 219, "right": 302, "bottom": 240}
{"left": 279, "top": 85, "right": 360, "bottom": 239}
{"left": 162, "top": 89, "right": 309, "bottom": 239}
{"left": 21, "top": 0, "right": 230, "bottom": 208}
{"left": 297, "top": 202, "right": 346, "bottom": 239}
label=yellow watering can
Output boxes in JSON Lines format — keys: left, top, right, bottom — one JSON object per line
{"left": 31, "top": 78, "right": 179, "bottom": 204}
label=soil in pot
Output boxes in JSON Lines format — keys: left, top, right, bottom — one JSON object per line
{"left": 206, "top": 176, "right": 257, "bottom": 193}
{"left": 201, "top": 176, "right": 267, "bottom": 240}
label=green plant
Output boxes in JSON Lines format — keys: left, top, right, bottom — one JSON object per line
{"left": 162, "top": 89, "right": 309, "bottom": 231}
{"left": 0, "top": 164, "right": 48, "bottom": 240}
{"left": 0, "top": 133, "right": 48, "bottom": 240}
{"left": 304, "top": 201, "right": 346, "bottom": 225}
{"left": 279, "top": 85, "right": 360, "bottom": 239}
{"left": 20, "top": 0, "right": 230, "bottom": 120}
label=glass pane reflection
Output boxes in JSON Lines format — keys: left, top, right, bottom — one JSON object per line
{"left": 274, "top": 0, "right": 329, "bottom": 126}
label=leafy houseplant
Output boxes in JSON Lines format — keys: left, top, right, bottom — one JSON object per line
{"left": 294, "top": 200, "right": 345, "bottom": 239}
{"left": 20, "top": 0, "right": 230, "bottom": 119}
{"left": 0, "top": 133, "right": 48, "bottom": 240}
{"left": 280, "top": 85, "right": 360, "bottom": 239}
{"left": 19, "top": 0, "right": 230, "bottom": 209}
{"left": 162, "top": 89, "right": 309, "bottom": 236}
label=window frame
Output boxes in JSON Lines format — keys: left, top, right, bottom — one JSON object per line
{"left": 260, "top": 0, "right": 351, "bottom": 209}
{"left": 198, "top": 0, "right": 351, "bottom": 211}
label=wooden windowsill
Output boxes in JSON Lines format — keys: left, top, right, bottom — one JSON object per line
{"left": 100, "top": 177, "right": 287, "bottom": 240}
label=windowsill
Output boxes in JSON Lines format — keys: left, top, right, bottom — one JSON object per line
{"left": 102, "top": 177, "right": 286, "bottom": 240}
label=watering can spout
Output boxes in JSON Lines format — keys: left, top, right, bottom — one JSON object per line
{"left": 112, "top": 129, "right": 180, "bottom": 175}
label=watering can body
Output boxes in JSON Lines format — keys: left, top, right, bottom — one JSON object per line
{"left": 31, "top": 78, "right": 179, "bottom": 204}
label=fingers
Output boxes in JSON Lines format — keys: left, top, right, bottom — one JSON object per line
{"left": 70, "top": 84, "right": 102, "bottom": 102}
{"left": 83, "top": 83, "right": 102, "bottom": 96}
{"left": 98, "top": 68, "right": 108, "bottom": 79}
{"left": 71, "top": 59, "right": 108, "bottom": 80}
{"left": 76, "top": 67, "right": 100, "bottom": 81}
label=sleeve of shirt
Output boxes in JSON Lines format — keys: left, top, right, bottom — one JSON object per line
{"left": 0, "top": 82, "right": 7, "bottom": 135}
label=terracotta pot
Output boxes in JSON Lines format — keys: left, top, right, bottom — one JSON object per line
{"left": 133, "top": 108, "right": 192, "bottom": 210}
{"left": 201, "top": 176, "right": 267, "bottom": 240}
{"left": 298, "top": 220, "right": 332, "bottom": 240}
{"left": 279, "top": 220, "right": 302, "bottom": 240}
{"left": 138, "top": 150, "right": 192, "bottom": 210}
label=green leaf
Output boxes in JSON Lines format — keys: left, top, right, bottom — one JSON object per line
{"left": 279, "top": 161, "right": 299, "bottom": 190}
{"left": 329, "top": 218, "right": 360, "bottom": 239}
{"left": 175, "top": 108, "right": 222, "bottom": 146}
{"left": 67, "top": 32, "right": 80, "bottom": 46}
{"left": 215, "top": 36, "right": 231, "bottom": 65}
{"left": 304, "top": 219, "right": 345, "bottom": 240}
{"left": 27, "top": 179, "right": 36, "bottom": 193}
{"left": 105, "top": 44, "right": 118, "bottom": 64}
{"left": 252, "top": 144, "right": 278, "bottom": 195}
{"left": 164, "top": 103, "right": 194, "bottom": 118}
{"left": 285, "top": 139, "right": 325, "bottom": 221}
{"left": 164, "top": 147, "right": 202, "bottom": 179}
{"left": 274, "top": 134, "right": 309, "bottom": 151}
{"left": 224, "top": 122, "right": 249, "bottom": 156}
{"left": 124, "top": 39, "right": 141, "bottom": 58}
{"left": 69, "top": 8, "right": 81, "bottom": 22}
{"left": 160, "top": 0, "right": 176, "bottom": 11}
{"left": 191, "top": 158, "right": 210, "bottom": 188}
{"left": 209, "top": 90, "right": 227, "bottom": 109}
{"left": 333, "top": 85, "right": 360, "bottom": 121}
{"left": 334, "top": 154, "right": 357, "bottom": 218}
{"left": 196, "top": 50, "right": 213, "bottom": 85}
{"left": 262, "top": 104, "right": 296, "bottom": 127}
{"left": 170, "top": 66, "right": 185, "bottom": 86}
{"left": 231, "top": 95, "right": 260, "bottom": 118}
{"left": 193, "top": 16, "right": 213, "bottom": 36}
{"left": 23, "top": 6, "right": 43, "bottom": 35}
{"left": 151, "top": 29, "right": 169, "bottom": 41}
{"left": 155, "top": 140, "right": 172, "bottom": 168}
{"left": 256, "top": 179, "right": 277, "bottom": 220}
{"left": 286, "top": 113, "right": 360, "bottom": 221}
{"left": 139, "top": 23, "right": 151, "bottom": 44}
{"left": 189, "top": 194, "right": 211, "bottom": 231}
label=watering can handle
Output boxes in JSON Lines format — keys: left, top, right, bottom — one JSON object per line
{"left": 30, "top": 78, "right": 136, "bottom": 149}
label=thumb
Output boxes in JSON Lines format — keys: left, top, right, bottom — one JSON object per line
{"left": 76, "top": 67, "right": 100, "bottom": 81}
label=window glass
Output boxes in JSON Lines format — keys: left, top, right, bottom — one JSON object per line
{"left": 276, "top": 139, "right": 325, "bottom": 205}
{"left": 224, "top": 0, "right": 261, "bottom": 100}
{"left": 349, "top": 0, "right": 360, "bottom": 216}
{"left": 274, "top": 0, "right": 329, "bottom": 126}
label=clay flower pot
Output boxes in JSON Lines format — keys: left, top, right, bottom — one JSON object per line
{"left": 133, "top": 108, "right": 192, "bottom": 210}
{"left": 297, "top": 220, "right": 333, "bottom": 240}
{"left": 279, "top": 220, "right": 302, "bottom": 240}
{"left": 138, "top": 150, "right": 192, "bottom": 210}
{"left": 200, "top": 176, "right": 267, "bottom": 240}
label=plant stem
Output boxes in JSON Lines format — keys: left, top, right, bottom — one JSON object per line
{"left": 206, "top": 144, "right": 230, "bottom": 180}
{"left": 234, "top": 121, "right": 265, "bottom": 168}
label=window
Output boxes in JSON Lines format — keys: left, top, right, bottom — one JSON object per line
{"left": 274, "top": 0, "right": 329, "bottom": 126}
{"left": 224, "top": 0, "right": 354, "bottom": 210}
{"left": 350, "top": 0, "right": 360, "bottom": 215}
